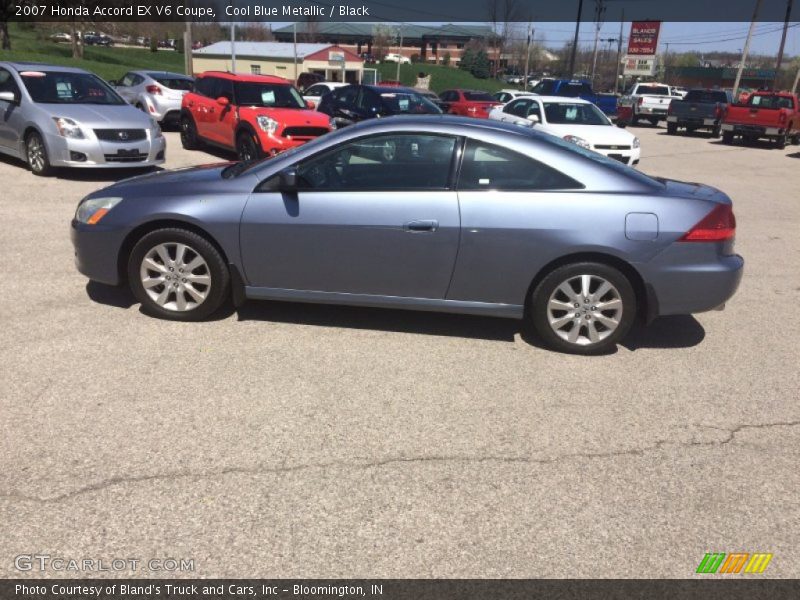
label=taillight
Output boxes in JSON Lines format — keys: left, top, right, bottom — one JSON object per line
{"left": 778, "top": 111, "right": 787, "bottom": 126}
{"left": 679, "top": 204, "right": 736, "bottom": 242}
{"left": 668, "top": 102, "right": 674, "bottom": 115}
{"left": 146, "top": 85, "right": 162, "bottom": 95}
{"left": 714, "top": 104, "right": 721, "bottom": 118}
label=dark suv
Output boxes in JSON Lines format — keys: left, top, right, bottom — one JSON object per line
{"left": 317, "top": 84, "right": 442, "bottom": 127}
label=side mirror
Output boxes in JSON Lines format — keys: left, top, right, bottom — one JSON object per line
{"left": 527, "top": 114, "right": 540, "bottom": 124}
{"left": 216, "top": 96, "right": 230, "bottom": 107}
{"left": 0, "top": 91, "right": 18, "bottom": 104}
{"left": 278, "top": 167, "right": 298, "bottom": 192}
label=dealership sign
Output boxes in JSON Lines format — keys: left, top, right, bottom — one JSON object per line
{"left": 623, "top": 56, "right": 657, "bottom": 77}
{"left": 627, "top": 21, "right": 661, "bottom": 55}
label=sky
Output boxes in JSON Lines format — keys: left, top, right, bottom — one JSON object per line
{"left": 522, "top": 21, "right": 800, "bottom": 56}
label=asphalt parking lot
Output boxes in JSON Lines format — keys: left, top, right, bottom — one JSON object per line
{"left": 1, "top": 125, "right": 798, "bottom": 578}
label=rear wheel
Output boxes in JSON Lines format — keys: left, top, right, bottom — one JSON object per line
{"left": 26, "top": 131, "right": 53, "bottom": 177}
{"left": 128, "top": 228, "right": 229, "bottom": 321}
{"left": 722, "top": 131, "right": 734, "bottom": 144}
{"left": 775, "top": 133, "right": 788, "bottom": 150}
{"left": 529, "top": 262, "right": 636, "bottom": 355}
{"left": 666, "top": 122, "right": 678, "bottom": 135}
{"left": 180, "top": 114, "right": 201, "bottom": 150}
{"left": 647, "top": 117, "right": 660, "bottom": 127}
{"left": 711, "top": 124, "right": 722, "bottom": 137}
{"left": 236, "top": 131, "right": 263, "bottom": 162}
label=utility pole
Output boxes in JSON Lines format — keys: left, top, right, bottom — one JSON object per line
{"left": 396, "top": 25, "right": 403, "bottom": 82}
{"left": 793, "top": 66, "right": 800, "bottom": 94}
{"left": 183, "top": 20, "right": 193, "bottom": 76}
{"left": 590, "top": 0, "right": 606, "bottom": 84}
{"left": 229, "top": 0, "right": 236, "bottom": 73}
{"left": 615, "top": 10, "right": 624, "bottom": 94}
{"left": 732, "top": 0, "right": 763, "bottom": 100}
{"left": 293, "top": 22, "right": 298, "bottom": 83}
{"left": 568, "top": 0, "right": 585, "bottom": 78}
{"left": 773, "top": 0, "right": 794, "bottom": 88}
{"left": 523, "top": 23, "right": 533, "bottom": 91}
{"left": 664, "top": 42, "right": 670, "bottom": 84}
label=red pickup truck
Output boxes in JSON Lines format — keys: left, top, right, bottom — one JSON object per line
{"left": 180, "top": 71, "right": 333, "bottom": 161}
{"left": 721, "top": 91, "right": 800, "bottom": 149}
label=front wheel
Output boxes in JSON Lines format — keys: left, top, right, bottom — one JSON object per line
{"left": 26, "top": 131, "right": 54, "bottom": 176}
{"left": 128, "top": 228, "right": 229, "bottom": 321}
{"left": 529, "top": 262, "right": 636, "bottom": 355}
{"left": 180, "top": 114, "right": 201, "bottom": 150}
{"left": 236, "top": 132, "right": 263, "bottom": 162}
{"left": 711, "top": 124, "right": 722, "bottom": 138}
{"left": 775, "top": 133, "right": 788, "bottom": 150}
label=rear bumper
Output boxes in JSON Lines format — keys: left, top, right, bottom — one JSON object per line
{"left": 667, "top": 115, "right": 719, "bottom": 127}
{"left": 721, "top": 123, "right": 782, "bottom": 137}
{"left": 639, "top": 246, "right": 744, "bottom": 316}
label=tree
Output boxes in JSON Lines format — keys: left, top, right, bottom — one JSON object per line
{"left": 372, "top": 25, "right": 394, "bottom": 62}
{"left": 460, "top": 48, "right": 476, "bottom": 72}
{"left": 442, "top": 52, "right": 451, "bottom": 66}
{"left": 472, "top": 50, "right": 491, "bottom": 78}
{"left": 0, "top": 0, "right": 12, "bottom": 50}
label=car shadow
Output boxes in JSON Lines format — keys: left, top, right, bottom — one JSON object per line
{"left": 787, "top": 151, "right": 800, "bottom": 158}
{"left": 657, "top": 131, "right": 718, "bottom": 139}
{"left": 0, "top": 151, "right": 163, "bottom": 182}
{"left": 85, "top": 284, "right": 707, "bottom": 350}
{"left": 707, "top": 138, "right": 782, "bottom": 150}
{"left": 621, "top": 315, "right": 705, "bottom": 350}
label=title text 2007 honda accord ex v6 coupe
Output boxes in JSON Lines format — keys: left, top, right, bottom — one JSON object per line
{"left": 0, "top": 62, "right": 166, "bottom": 176}
{"left": 71, "top": 116, "right": 743, "bottom": 354}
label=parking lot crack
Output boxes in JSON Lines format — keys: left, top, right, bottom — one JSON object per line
{"left": 1, "top": 420, "right": 796, "bottom": 504}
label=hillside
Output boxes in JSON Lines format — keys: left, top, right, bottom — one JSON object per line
{"left": 0, "top": 24, "right": 185, "bottom": 80}
{"left": 376, "top": 63, "right": 507, "bottom": 93}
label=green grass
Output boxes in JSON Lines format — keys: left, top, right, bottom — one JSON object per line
{"left": 376, "top": 63, "right": 506, "bottom": 94}
{"left": 0, "top": 24, "right": 185, "bottom": 81}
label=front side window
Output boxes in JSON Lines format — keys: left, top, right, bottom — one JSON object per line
{"left": 457, "top": 140, "right": 582, "bottom": 191}
{"left": 304, "top": 84, "right": 325, "bottom": 97}
{"left": 296, "top": 134, "right": 457, "bottom": 191}
{"left": 0, "top": 68, "right": 20, "bottom": 95}
{"left": 505, "top": 99, "right": 531, "bottom": 117}
{"left": 19, "top": 70, "right": 125, "bottom": 105}
{"left": 234, "top": 82, "right": 304, "bottom": 108}
{"left": 543, "top": 102, "right": 609, "bottom": 126}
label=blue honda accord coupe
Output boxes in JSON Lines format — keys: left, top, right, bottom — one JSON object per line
{"left": 71, "top": 116, "right": 743, "bottom": 354}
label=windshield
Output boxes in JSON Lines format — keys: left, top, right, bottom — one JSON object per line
{"left": 464, "top": 91, "right": 495, "bottom": 102}
{"left": 380, "top": 92, "right": 442, "bottom": 114}
{"left": 531, "top": 80, "right": 556, "bottom": 94}
{"left": 234, "top": 82, "right": 305, "bottom": 108}
{"left": 150, "top": 74, "right": 193, "bottom": 91}
{"left": 20, "top": 71, "right": 125, "bottom": 105}
{"left": 543, "top": 102, "right": 609, "bottom": 125}
{"left": 684, "top": 90, "right": 729, "bottom": 103}
{"left": 539, "top": 133, "right": 662, "bottom": 188}
{"left": 636, "top": 85, "right": 670, "bottom": 96}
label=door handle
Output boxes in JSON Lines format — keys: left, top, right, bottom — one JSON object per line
{"left": 403, "top": 220, "right": 438, "bottom": 233}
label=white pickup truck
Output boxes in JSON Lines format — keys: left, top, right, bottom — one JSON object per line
{"left": 617, "top": 83, "right": 683, "bottom": 126}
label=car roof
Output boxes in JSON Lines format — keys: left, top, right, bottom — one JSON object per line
{"left": 366, "top": 85, "right": 423, "bottom": 94}
{"left": 197, "top": 71, "right": 290, "bottom": 84}
{"left": 1, "top": 61, "right": 89, "bottom": 74}
{"left": 344, "top": 114, "right": 548, "bottom": 139}
{"left": 527, "top": 95, "right": 592, "bottom": 104}
{"left": 140, "top": 71, "right": 193, "bottom": 79}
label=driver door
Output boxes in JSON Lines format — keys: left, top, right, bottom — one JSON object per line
{"left": 240, "top": 133, "right": 461, "bottom": 299}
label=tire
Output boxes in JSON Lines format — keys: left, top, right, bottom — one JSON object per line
{"left": 711, "top": 124, "right": 722, "bottom": 138}
{"left": 722, "top": 131, "right": 734, "bottom": 144}
{"left": 775, "top": 133, "right": 788, "bottom": 150}
{"left": 529, "top": 262, "right": 636, "bottom": 355}
{"left": 666, "top": 122, "right": 678, "bottom": 135}
{"left": 180, "top": 114, "right": 201, "bottom": 150}
{"left": 127, "top": 228, "right": 229, "bottom": 322}
{"left": 648, "top": 117, "right": 660, "bottom": 127}
{"left": 236, "top": 131, "right": 263, "bottom": 162}
{"left": 25, "top": 131, "right": 54, "bottom": 176}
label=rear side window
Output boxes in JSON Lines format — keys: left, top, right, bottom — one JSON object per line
{"left": 636, "top": 85, "right": 670, "bottom": 96}
{"left": 458, "top": 140, "right": 582, "bottom": 191}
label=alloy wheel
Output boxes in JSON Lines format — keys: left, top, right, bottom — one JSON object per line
{"left": 139, "top": 242, "right": 211, "bottom": 312}
{"left": 546, "top": 274, "right": 623, "bottom": 346}
{"left": 27, "top": 136, "right": 45, "bottom": 173}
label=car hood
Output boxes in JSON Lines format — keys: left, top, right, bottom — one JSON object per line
{"left": 45, "top": 104, "right": 155, "bottom": 128}
{"left": 91, "top": 162, "right": 236, "bottom": 199}
{"left": 237, "top": 106, "right": 330, "bottom": 125}
{"left": 539, "top": 123, "right": 636, "bottom": 145}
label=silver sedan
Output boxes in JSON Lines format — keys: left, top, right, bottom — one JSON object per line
{"left": 0, "top": 62, "right": 165, "bottom": 175}
{"left": 111, "top": 70, "right": 194, "bottom": 126}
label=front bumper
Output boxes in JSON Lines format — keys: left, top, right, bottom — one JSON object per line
{"left": 594, "top": 146, "right": 641, "bottom": 166}
{"left": 639, "top": 244, "right": 744, "bottom": 316}
{"left": 44, "top": 131, "right": 166, "bottom": 169}
{"left": 258, "top": 131, "right": 329, "bottom": 154}
{"left": 71, "top": 219, "right": 127, "bottom": 285}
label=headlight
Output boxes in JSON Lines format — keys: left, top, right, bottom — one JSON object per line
{"left": 150, "top": 118, "right": 163, "bottom": 138}
{"left": 633, "top": 137, "right": 640, "bottom": 149}
{"left": 75, "top": 196, "right": 122, "bottom": 225}
{"left": 53, "top": 117, "right": 85, "bottom": 139}
{"left": 563, "top": 135, "right": 590, "bottom": 149}
{"left": 328, "top": 118, "right": 337, "bottom": 130}
{"left": 256, "top": 115, "right": 278, "bottom": 135}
